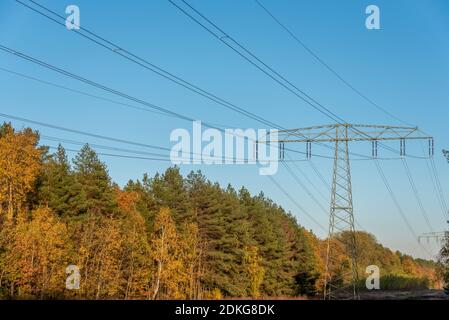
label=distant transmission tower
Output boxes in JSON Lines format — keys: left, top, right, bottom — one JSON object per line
{"left": 419, "top": 220, "right": 449, "bottom": 244}
{"left": 260, "top": 124, "right": 433, "bottom": 300}
{"left": 419, "top": 231, "right": 449, "bottom": 244}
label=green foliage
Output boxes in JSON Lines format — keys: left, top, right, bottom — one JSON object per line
{"left": 36, "top": 144, "right": 118, "bottom": 219}
{"left": 37, "top": 145, "right": 80, "bottom": 217}
{"left": 358, "top": 274, "right": 430, "bottom": 291}
{"left": 366, "top": 274, "right": 429, "bottom": 291}
{"left": 184, "top": 172, "right": 250, "bottom": 297}
{"left": 72, "top": 144, "right": 117, "bottom": 216}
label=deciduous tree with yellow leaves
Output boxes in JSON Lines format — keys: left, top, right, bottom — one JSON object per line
{"left": 1, "top": 207, "right": 69, "bottom": 298}
{"left": 244, "top": 245, "right": 265, "bottom": 299}
{"left": 0, "top": 123, "right": 43, "bottom": 221}
{"left": 150, "top": 207, "right": 182, "bottom": 299}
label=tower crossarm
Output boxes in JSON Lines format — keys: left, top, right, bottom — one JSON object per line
{"left": 265, "top": 124, "right": 432, "bottom": 143}
{"left": 418, "top": 231, "right": 449, "bottom": 243}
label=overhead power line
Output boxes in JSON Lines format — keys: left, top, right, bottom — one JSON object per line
{"left": 0, "top": 66, "right": 233, "bottom": 129}
{"left": 419, "top": 141, "right": 449, "bottom": 221}
{"left": 374, "top": 159, "right": 432, "bottom": 256}
{"left": 281, "top": 161, "right": 329, "bottom": 215}
{"left": 0, "top": 44, "right": 197, "bottom": 123}
{"left": 168, "top": 0, "right": 425, "bottom": 159}
{"left": 267, "top": 174, "right": 327, "bottom": 233}
{"left": 401, "top": 158, "right": 434, "bottom": 232}
{"left": 42, "top": 135, "right": 307, "bottom": 164}
{"left": 430, "top": 156, "right": 449, "bottom": 217}
{"left": 16, "top": 0, "right": 432, "bottom": 161}
{"left": 1, "top": 113, "right": 261, "bottom": 163}
{"left": 48, "top": 145, "right": 173, "bottom": 162}
{"left": 1, "top": 111, "right": 352, "bottom": 163}
{"left": 0, "top": 112, "right": 170, "bottom": 152}
{"left": 285, "top": 154, "right": 329, "bottom": 203}
{"left": 0, "top": 44, "right": 302, "bottom": 158}
{"left": 2, "top": 43, "right": 365, "bottom": 162}
{"left": 168, "top": 0, "right": 345, "bottom": 123}
{"left": 42, "top": 135, "right": 172, "bottom": 159}
{"left": 14, "top": 0, "right": 382, "bottom": 162}
{"left": 14, "top": 0, "right": 282, "bottom": 130}
{"left": 253, "top": 0, "right": 416, "bottom": 128}
{"left": 309, "top": 160, "right": 332, "bottom": 193}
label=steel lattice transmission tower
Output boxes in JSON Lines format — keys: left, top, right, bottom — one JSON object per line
{"left": 419, "top": 231, "right": 449, "bottom": 244}
{"left": 261, "top": 123, "right": 433, "bottom": 300}
{"left": 419, "top": 219, "right": 449, "bottom": 244}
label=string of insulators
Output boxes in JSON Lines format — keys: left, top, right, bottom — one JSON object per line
{"left": 255, "top": 140, "right": 258, "bottom": 161}
{"left": 372, "top": 140, "right": 378, "bottom": 158}
{"left": 306, "top": 141, "right": 312, "bottom": 159}
{"left": 429, "top": 138, "right": 434, "bottom": 157}
{"left": 279, "top": 142, "right": 285, "bottom": 160}
{"left": 400, "top": 138, "right": 406, "bottom": 157}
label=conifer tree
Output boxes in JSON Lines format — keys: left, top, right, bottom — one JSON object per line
{"left": 124, "top": 175, "right": 157, "bottom": 234}
{"left": 38, "top": 144, "right": 83, "bottom": 218}
{"left": 72, "top": 144, "right": 117, "bottom": 216}
{"left": 150, "top": 167, "right": 191, "bottom": 223}
{"left": 187, "top": 172, "right": 249, "bottom": 297}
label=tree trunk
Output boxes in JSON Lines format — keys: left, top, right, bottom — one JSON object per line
{"left": 8, "top": 183, "right": 13, "bottom": 220}
{"left": 152, "top": 260, "right": 162, "bottom": 300}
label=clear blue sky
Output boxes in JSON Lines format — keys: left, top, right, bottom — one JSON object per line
{"left": 1, "top": 0, "right": 448, "bottom": 259}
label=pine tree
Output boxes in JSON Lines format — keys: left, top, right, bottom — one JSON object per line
{"left": 149, "top": 167, "right": 192, "bottom": 224}
{"left": 124, "top": 175, "right": 157, "bottom": 234}
{"left": 38, "top": 144, "right": 83, "bottom": 218}
{"left": 298, "top": 230, "right": 325, "bottom": 295}
{"left": 186, "top": 172, "right": 250, "bottom": 297}
{"left": 239, "top": 189, "right": 296, "bottom": 296}
{"left": 72, "top": 144, "right": 117, "bottom": 216}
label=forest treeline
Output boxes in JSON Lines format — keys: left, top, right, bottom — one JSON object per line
{"left": 0, "top": 123, "right": 441, "bottom": 299}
